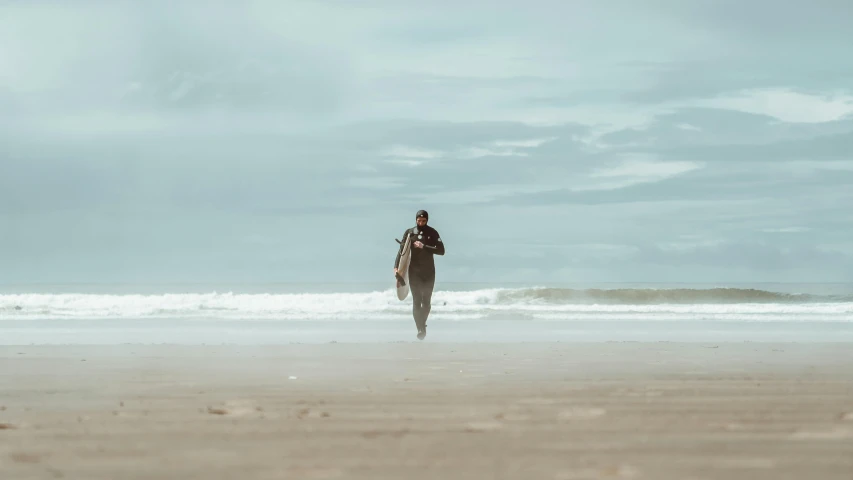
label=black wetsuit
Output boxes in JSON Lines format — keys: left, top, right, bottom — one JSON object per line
{"left": 394, "top": 225, "right": 445, "bottom": 332}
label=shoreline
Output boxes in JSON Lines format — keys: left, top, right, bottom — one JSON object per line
{"left": 5, "top": 318, "right": 853, "bottom": 345}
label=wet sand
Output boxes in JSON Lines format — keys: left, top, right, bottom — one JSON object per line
{"left": 1, "top": 342, "right": 852, "bottom": 479}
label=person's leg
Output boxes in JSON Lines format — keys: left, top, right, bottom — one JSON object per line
{"left": 419, "top": 274, "right": 435, "bottom": 331}
{"left": 409, "top": 274, "right": 426, "bottom": 333}
{"left": 410, "top": 273, "right": 435, "bottom": 340}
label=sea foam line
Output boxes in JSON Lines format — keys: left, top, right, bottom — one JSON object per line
{"left": 0, "top": 288, "right": 851, "bottom": 321}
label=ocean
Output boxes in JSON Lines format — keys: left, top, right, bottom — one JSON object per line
{"left": 2, "top": 282, "right": 852, "bottom": 345}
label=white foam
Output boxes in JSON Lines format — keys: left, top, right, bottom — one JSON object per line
{"left": 1, "top": 288, "right": 851, "bottom": 322}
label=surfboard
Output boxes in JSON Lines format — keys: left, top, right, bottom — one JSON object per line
{"left": 394, "top": 232, "right": 413, "bottom": 301}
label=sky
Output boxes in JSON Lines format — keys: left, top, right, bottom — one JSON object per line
{"left": 1, "top": 0, "right": 853, "bottom": 285}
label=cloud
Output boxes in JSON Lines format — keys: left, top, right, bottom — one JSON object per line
{"left": 405, "top": 183, "right": 563, "bottom": 205}
{"left": 397, "top": 153, "right": 705, "bottom": 206}
{"left": 355, "top": 120, "right": 583, "bottom": 152}
{"left": 377, "top": 131, "right": 564, "bottom": 168}
{"left": 457, "top": 146, "right": 529, "bottom": 159}
{"left": 441, "top": 137, "right": 560, "bottom": 159}
{"left": 386, "top": 159, "right": 427, "bottom": 167}
{"left": 620, "top": 108, "right": 835, "bottom": 144}
{"left": 0, "top": 1, "right": 356, "bottom": 139}
{"left": 633, "top": 241, "right": 853, "bottom": 273}
{"left": 782, "top": 160, "right": 853, "bottom": 173}
{"left": 760, "top": 227, "right": 812, "bottom": 233}
{"left": 573, "top": 155, "right": 704, "bottom": 192}
{"left": 346, "top": 177, "right": 407, "bottom": 190}
{"left": 653, "top": 126, "right": 853, "bottom": 164}
{"left": 689, "top": 88, "right": 853, "bottom": 124}
{"left": 492, "top": 137, "right": 557, "bottom": 148}
{"left": 381, "top": 145, "right": 444, "bottom": 164}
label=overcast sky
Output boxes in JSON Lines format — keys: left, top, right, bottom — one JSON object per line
{"left": 2, "top": 0, "right": 853, "bottom": 285}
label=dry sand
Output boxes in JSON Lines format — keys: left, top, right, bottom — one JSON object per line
{"left": 1, "top": 342, "right": 852, "bottom": 479}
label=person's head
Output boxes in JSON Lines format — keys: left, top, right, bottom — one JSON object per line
{"left": 416, "top": 209, "right": 428, "bottom": 227}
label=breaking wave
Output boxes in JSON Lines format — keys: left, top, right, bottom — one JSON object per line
{"left": 493, "top": 287, "right": 852, "bottom": 305}
{"left": 0, "top": 287, "right": 851, "bottom": 322}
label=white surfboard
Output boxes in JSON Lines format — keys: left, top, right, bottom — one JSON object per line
{"left": 395, "top": 232, "right": 413, "bottom": 301}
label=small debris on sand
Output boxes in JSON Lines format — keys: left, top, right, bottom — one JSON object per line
{"left": 11, "top": 452, "right": 42, "bottom": 464}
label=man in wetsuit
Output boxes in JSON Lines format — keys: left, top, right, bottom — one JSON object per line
{"left": 394, "top": 209, "right": 445, "bottom": 340}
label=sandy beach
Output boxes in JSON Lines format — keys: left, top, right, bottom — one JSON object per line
{"left": 1, "top": 342, "right": 852, "bottom": 479}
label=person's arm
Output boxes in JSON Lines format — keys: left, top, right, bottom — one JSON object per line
{"left": 423, "top": 229, "right": 445, "bottom": 256}
{"left": 394, "top": 229, "right": 411, "bottom": 269}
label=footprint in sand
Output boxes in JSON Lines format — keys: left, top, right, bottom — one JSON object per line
{"left": 464, "top": 421, "right": 503, "bottom": 432}
{"left": 206, "top": 400, "right": 265, "bottom": 417}
{"left": 494, "top": 412, "right": 531, "bottom": 422}
{"left": 10, "top": 453, "right": 44, "bottom": 464}
{"left": 223, "top": 400, "right": 263, "bottom": 416}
